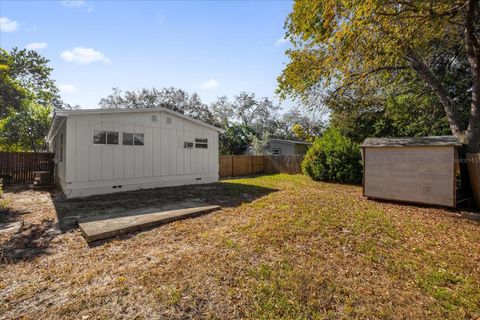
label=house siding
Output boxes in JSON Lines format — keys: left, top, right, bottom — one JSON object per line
{"left": 54, "top": 110, "right": 219, "bottom": 198}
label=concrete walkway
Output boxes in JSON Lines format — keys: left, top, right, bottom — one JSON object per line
{"left": 79, "top": 202, "right": 220, "bottom": 243}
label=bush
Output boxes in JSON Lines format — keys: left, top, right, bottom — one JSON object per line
{"left": 302, "top": 128, "right": 362, "bottom": 183}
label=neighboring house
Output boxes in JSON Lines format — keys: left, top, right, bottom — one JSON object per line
{"left": 46, "top": 107, "right": 223, "bottom": 198}
{"left": 244, "top": 138, "right": 311, "bottom": 155}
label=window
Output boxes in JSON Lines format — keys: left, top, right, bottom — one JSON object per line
{"left": 123, "top": 133, "right": 144, "bottom": 146}
{"left": 134, "top": 133, "right": 144, "bottom": 146}
{"left": 94, "top": 131, "right": 119, "bottom": 145}
{"left": 166, "top": 117, "right": 172, "bottom": 124}
{"left": 107, "top": 132, "right": 119, "bottom": 145}
{"left": 151, "top": 115, "right": 157, "bottom": 122}
{"left": 123, "top": 133, "right": 133, "bottom": 145}
{"left": 184, "top": 141, "right": 193, "bottom": 148}
{"left": 272, "top": 148, "right": 281, "bottom": 155}
{"left": 195, "top": 138, "right": 208, "bottom": 149}
{"left": 93, "top": 130, "right": 106, "bottom": 144}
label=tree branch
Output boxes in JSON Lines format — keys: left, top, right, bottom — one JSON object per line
{"left": 406, "top": 51, "right": 466, "bottom": 142}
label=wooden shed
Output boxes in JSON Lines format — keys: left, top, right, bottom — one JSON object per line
{"left": 361, "top": 136, "right": 464, "bottom": 208}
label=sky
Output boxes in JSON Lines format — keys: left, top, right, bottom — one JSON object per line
{"left": 0, "top": 0, "right": 295, "bottom": 110}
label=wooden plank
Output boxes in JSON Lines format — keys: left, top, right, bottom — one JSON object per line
{"left": 364, "top": 146, "right": 455, "bottom": 207}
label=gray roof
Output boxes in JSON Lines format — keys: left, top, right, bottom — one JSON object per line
{"left": 269, "top": 138, "right": 312, "bottom": 145}
{"left": 361, "top": 136, "right": 462, "bottom": 147}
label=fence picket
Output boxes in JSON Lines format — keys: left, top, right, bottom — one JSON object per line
{"left": 219, "top": 154, "right": 304, "bottom": 178}
{"left": 0, "top": 152, "right": 54, "bottom": 184}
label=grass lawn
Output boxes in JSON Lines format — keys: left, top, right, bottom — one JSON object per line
{"left": 1, "top": 174, "right": 480, "bottom": 319}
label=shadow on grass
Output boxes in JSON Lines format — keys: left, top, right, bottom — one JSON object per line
{"left": 1, "top": 181, "right": 278, "bottom": 262}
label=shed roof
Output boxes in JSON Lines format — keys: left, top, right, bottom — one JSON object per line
{"left": 361, "top": 136, "right": 462, "bottom": 148}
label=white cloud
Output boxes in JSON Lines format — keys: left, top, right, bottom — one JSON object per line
{"left": 59, "top": 84, "right": 77, "bottom": 94}
{"left": 274, "top": 37, "right": 288, "bottom": 47}
{"left": 60, "top": 47, "right": 111, "bottom": 64}
{"left": 61, "top": 0, "right": 86, "bottom": 8}
{"left": 199, "top": 79, "right": 219, "bottom": 90}
{"left": 25, "top": 42, "right": 47, "bottom": 50}
{"left": 0, "top": 17, "right": 18, "bottom": 32}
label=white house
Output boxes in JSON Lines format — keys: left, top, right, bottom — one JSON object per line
{"left": 46, "top": 107, "right": 223, "bottom": 198}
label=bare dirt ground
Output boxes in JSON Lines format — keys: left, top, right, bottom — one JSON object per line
{"left": 1, "top": 174, "right": 479, "bottom": 319}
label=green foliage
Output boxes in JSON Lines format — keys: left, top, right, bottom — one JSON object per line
{"left": 278, "top": 1, "right": 479, "bottom": 149}
{"left": 219, "top": 124, "right": 254, "bottom": 155}
{"left": 0, "top": 100, "right": 52, "bottom": 152}
{"left": 302, "top": 129, "right": 362, "bottom": 183}
{"left": 328, "top": 74, "right": 453, "bottom": 143}
{"left": 0, "top": 48, "right": 61, "bottom": 152}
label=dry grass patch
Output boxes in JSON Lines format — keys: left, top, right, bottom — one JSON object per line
{"left": 1, "top": 174, "right": 479, "bottom": 319}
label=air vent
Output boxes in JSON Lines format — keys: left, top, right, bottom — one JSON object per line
{"left": 184, "top": 141, "right": 193, "bottom": 148}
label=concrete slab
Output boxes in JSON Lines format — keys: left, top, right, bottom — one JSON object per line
{"left": 78, "top": 202, "right": 220, "bottom": 243}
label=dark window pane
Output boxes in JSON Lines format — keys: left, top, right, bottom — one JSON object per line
{"left": 123, "top": 133, "right": 133, "bottom": 145}
{"left": 107, "top": 132, "right": 119, "bottom": 144}
{"left": 195, "top": 138, "right": 208, "bottom": 148}
{"left": 134, "top": 133, "right": 144, "bottom": 146}
{"left": 93, "top": 131, "right": 106, "bottom": 144}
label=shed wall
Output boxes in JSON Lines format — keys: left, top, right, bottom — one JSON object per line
{"left": 62, "top": 110, "right": 219, "bottom": 197}
{"left": 363, "top": 146, "right": 455, "bottom": 207}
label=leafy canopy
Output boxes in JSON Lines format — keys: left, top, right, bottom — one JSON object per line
{"left": 279, "top": 1, "right": 480, "bottom": 150}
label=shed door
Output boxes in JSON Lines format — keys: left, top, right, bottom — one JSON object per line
{"left": 363, "top": 146, "right": 455, "bottom": 207}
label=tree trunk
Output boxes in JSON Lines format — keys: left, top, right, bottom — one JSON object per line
{"left": 463, "top": 0, "right": 480, "bottom": 153}
{"left": 407, "top": 52, "right": 466, "bottom": 143}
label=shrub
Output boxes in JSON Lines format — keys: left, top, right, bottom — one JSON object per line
{"left": 302, "top": 128, "right": 362, "bottom": 183}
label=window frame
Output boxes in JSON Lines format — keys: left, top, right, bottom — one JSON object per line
{"left": 195, "top": 138, "right": 208, "bottom": 149}
{"left": 93, "top": 130, "right": 120, "bottom": 145}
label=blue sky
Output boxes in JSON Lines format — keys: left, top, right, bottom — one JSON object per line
{"left": 0, "top": 0, "right": 294, "bottom": 110}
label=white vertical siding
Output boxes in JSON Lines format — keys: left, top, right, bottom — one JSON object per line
{"left": 62, "top": 110, "right": 220, "bottom": 197}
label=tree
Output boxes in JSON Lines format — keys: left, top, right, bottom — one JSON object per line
{"left": 250, "top": 132, "right": 271, "bottom": 155}
{"left": 278, "top": 107, "right": 323, "bottom": 141}
{"left": 0, "top": 100, "right": 51, "bottom": 152}
{"left": 279, "top": 1, "right": 480, "bottom": 152}
{"left": 0, "top": 48, "right": 62, "bottom": 152}
{"left": 230, "top": 92, "right": 280, "bottom": 135}
{"left": 328, "top": 72, "right": 455, "bottom": 143}
{"left": 99, "top": 87, "right": 216, "bottom": 125}
{"left": 219, "top": 124, "right": 254, "bottom": 155}
{"left": 0, "top": 48, "right": 62, "bottom": 117}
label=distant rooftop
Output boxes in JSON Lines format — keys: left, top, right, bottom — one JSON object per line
{"left": 361, "top": 136, "right": 462, "bottom": 148}
{"left": 270, "top": 138, "right": 312, "bottom": 145}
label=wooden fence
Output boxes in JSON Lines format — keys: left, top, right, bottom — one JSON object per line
{"left": 219, "top": 155, "right": 304, "bottom": 178}
{"left": 0, "top": 152, "right": 55, "bottom": 184}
